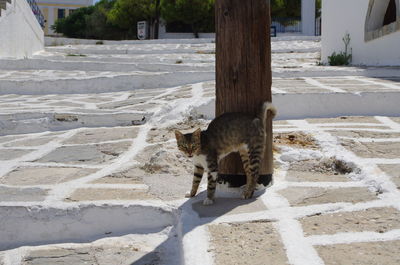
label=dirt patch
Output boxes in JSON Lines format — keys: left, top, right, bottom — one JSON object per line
{"left": 274, "top": 132, "right": 318, "bottom": 149}
{"left": 147, "top": 116, "right": 209, "bottom": 144}
{"left": 137, "top": 144, "right": 193, "bottom": 176}
{"left": 289, "top": 157, "right": 356, "bottom": 175}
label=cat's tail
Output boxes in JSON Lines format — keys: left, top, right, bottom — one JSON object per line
{"left": 260, "top": 101, "right": 277, "bottom": 133}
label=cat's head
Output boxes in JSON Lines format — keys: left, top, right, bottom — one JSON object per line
{"left": 175, "top": 128, "right": 202, "bottom": 158}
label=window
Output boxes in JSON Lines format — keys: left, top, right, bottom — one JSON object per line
{"left": 58, "top": 9, "right": 65, "bottom": 19}
{"left": 365, "top": 0, "right": 399, "bottom": 41}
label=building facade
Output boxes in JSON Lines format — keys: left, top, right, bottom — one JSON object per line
{"left": 321, "top": 0, "right": 400, "bottom": 65}
{"left": 36, "top": 0, "right": 93, "bottom": 35}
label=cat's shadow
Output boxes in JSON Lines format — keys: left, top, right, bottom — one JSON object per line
{"left": 131, "top": 190, "right": 263, "bottom": 265}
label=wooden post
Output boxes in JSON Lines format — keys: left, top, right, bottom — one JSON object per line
{"left": 216, "top": 0, "right": 273, "bottom": 187}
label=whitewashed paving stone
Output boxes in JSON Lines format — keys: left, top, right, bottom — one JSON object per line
{"left": 208, "top": 222, "right": 288, "bottom": 265}
{"left": 0, "top": 187, "right": 48, "bottom": 201}
{"left": 63, "top": 127, "right": 138, "bottom": 144}
{"left": 65, "top": 188, "right": 156, "bottom": 201}
{"left": 1, "top": 167, "right": 97, "bottom": 186}
{"left": 0, "top": 135, "right": 24, "bottom": 143}
{"left": 91, "top": 169, "right": 144, "bottom": 184}
{"left": 307, "top": 116, "right": 381, "bottom": 124}
{"left": 36, "top": 142, "right": 131, "bottom": 165}
{"left": 3, "top": 137, "right": 56, "bottom": 147}
{"left": 377, "top": 164, "right": 400, "bottom": 188}
{"left": 301, "top": 207, "right": 400, "bottom": 236}
{"left": 316, "top": 241, "right": 400, "bottom": 265}
{"left": 286, "top": 171, "right": 350, "bottom": 182}
{"left": 329, "top": 130, "right": 400, "bottom": 138}
{"left": 0, "top": 149, "right": 34, "bottom": 160}
{"left": 278, "top": 187, "right": 377, "bottom": 206}
{"left": 340, "top": 140, "right": 400, "bottom": 159}
{"left": 22, "top": 245, "right": 162, "bottom": 265}
{"left": 192, "top": 197, "right": 267, "bottom": 218}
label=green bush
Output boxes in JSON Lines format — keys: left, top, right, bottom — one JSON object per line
{"left": 328, "top": 52, "right": 352, "bottom": 66}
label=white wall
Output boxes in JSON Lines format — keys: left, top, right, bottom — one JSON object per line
{"left": 0, "top": 0, "right": 44, "bottom": 58}
{"left": 321, "top": 0, "right": 400, "bottom": 66}
{"left": 302, "top": 0, "right": 316, "bottom": 36}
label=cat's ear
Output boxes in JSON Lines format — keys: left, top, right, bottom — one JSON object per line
{"left": 192, "top": 128, "right": 201, "bottom": 141}
{"left": 175, "top": 130, "right": 184, "bottom": 141}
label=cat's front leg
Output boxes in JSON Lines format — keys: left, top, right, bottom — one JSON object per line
{"left": 185, "top": 165, "right": 204, "bottom": 198}
{"left": 203, "top": 172, "right": 218, "bottom": 205}
{"left": 204, "top": 155, "right": 218, "bottom": 205}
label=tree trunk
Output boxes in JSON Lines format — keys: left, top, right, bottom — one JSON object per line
{"left": 216, "top": 0, "right": 273, "bottom": 186}
{"left": 154, "top": 0, "right": 160, "bottom": 39}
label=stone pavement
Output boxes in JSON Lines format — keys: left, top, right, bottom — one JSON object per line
{"left": 0, "top": 37, "right": 400, "bottom": 265}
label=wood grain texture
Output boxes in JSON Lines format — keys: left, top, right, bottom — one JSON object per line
{"left": 216, "top": 0, "right": 273, "bottom": 175}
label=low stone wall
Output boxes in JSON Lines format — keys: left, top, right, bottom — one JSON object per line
{"left": 0, "top": 0, "right": 44, "bottom": 58}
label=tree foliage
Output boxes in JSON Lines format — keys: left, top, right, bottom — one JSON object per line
{"left": 160, "top": 0, "right": 215, "bottom": 37}
{"left": 53, "top": 0, "right": 321, "bottom": 39}
{"left": 52, "top": 0, "right": 129, "bottom": 40}
{"left": 107, "top": 0, "right": 157, "bottom": 33}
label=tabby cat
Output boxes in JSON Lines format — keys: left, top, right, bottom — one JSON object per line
{"left": 175, "top": 102, "right": 276, "bottom": 205}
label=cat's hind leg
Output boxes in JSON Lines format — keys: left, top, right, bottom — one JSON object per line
{"left": 204, "top": 154, "right": 218, "bottom": 205}
{"left": 242, "top": 145, "right": 263, "bottom": 199}
{"left": 186, "top": 165, "right": 204, "bottom": 198}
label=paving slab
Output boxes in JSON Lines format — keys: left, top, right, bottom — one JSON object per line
{"left": 91, "top": 169, "right": 144, "bottom": 184}
{"left": 0, "top": 149, "right": 34, "bottom": 160}
{"left": 192, "top": 197, "right": 267, "bottom": 218}
{"left": 208, "top": 222, "right": 288, "bottom": 265}
{"left": 3, "top": 137, "right": 57, "bottom": 147}
{"left": 0, "top": 187, "right": 48, "bottom": 202}
{"left": 301, "top": 207, "right": 400, "bottom": 236}
{"left": 377, "top": 164, "right": 400, "bottom": 188}
{"left": 286, "top": 170, "right": 350, "bottom": 182}
{"left": 316, "top": 241, "right": 400, "bottom": 265}
{"left": 306, "top": 116, "right": 381, "bottom": 124}
{"left": 340, "top": 140, "right": 400, "bottom": 159}
{"left": 36, "top": 141, "right": 131, "bottom": 165}
{"left": 329, "top": 129, "right": 400, "bottom": 139}
{"left": 1, "top": 167, "right": 97, "bottom": 186}
{"left": 278, "top": 187, "right": 377, "bottom": 206}
{"left": 65, "top": 188, "right": 156, "bottom": 202}
{"left": 63, "top": 127, "right": 138, "bottom": 144}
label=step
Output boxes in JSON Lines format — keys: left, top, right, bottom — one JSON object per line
{"left": 0, "top": 203, "right": 177, "bottom": 251}
{"left": 0, "top": 111, "right": 150, "bottom": 135}
{"left": 0, "top": 58, "right": 214, "bottom": 72}
{"left": 0, "top": 70, "right": 214, "bottom": 95}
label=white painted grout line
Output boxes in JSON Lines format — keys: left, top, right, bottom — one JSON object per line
{"left": 315, "top": 122, "right": 387, "bottom": 127}
{"left": 360, "top": 158, "right": 400, "bottom": 165}
{"left": 374, "top": 116, "right": 400, "bottom": 130}
{"left": 0, "top": 183, "right": 148, "bottom": 190}
{"left": 338, "top": 136, "right": 400, "bottom": 143}
{"left": 349, "top": 76, "right": 400, "bottom": 90}
{"left": 0, "top": 130, "right": 78, "bottom": 177}
{"left": 288, "top": 119, "right": 400, "bottom": 211}
{"left": 286, "top": 181, "right": 366, "bottom": 188}
{"left": 260, "top": 161, "right": 325, "bottom": 265}
{"left": 307, "top": 229, "right": 400, "bottom": 246}
{"left": 272, "top": 86, "right": 287, "bottom": 94}
{"left": 18, "top": 162, "right": 104, "bottom": 169}
{"left": 303, "top": 77, "right": 347, "bottom": 93}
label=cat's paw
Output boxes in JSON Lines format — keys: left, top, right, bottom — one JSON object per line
{"left": 241, "top": 190, "right": 254, "bottom": 199}
{"left": 203, "top": 198, "right": 214, "bottom": 205}
{"left": 185, "top": 191, "right": 195, "bottom": 198}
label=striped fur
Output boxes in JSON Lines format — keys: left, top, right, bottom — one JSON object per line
{"left": 175, "top": 102, "right": 276, "bottom": 205}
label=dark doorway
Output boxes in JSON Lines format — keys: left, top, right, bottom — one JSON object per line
{"left": 383, "top": 0, "right": 397, "bottom": 26}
